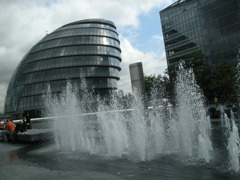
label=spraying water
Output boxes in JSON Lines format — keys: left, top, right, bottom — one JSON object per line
{"left": 172, "top": 63, "right": 212, "bottom": 162}
{"left": 225, "top": 111, "right": 240, "bottom": 172}
{"left": 219, "top": 108, "right": 240, "bottom": 172}
{"left": 220, "top": 106, "right": 231, "bottom": 128}
{"left": 42, "top": 64, "right": 212, "bottom": 162}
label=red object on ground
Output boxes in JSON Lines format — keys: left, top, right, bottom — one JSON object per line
{"left": 6, "top": 121, "right": 15, "bottom": 134}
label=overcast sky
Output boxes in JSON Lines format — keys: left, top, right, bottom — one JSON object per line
{"left": 0, "top": 0, "right": 174, "bottom": 113}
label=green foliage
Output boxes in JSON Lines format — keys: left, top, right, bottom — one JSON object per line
{"left": 144, "top": 51, "right": 238, "bottom": 105}
{"left": 144, "top": 75, "right": 164, "bottom": 97}
{"left": 114, "top": 91, "right": 134, "bottom": 109}
{"left": 144, "top": 74, "right": 170, "bottom": 106}
{"left": 168, "top": 51, "right": 238, "bottom": 104}
{"left": 209, "top": 62, "right": 237, "bottom": 103}
{"left": 183, "top": 51, "right": 212, "bottom": 101}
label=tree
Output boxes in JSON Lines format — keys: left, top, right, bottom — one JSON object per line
{"left": 165, "top": 51, "right": 238, "bottom": 104}
{"left": 184, "top": 51, "right": 212, "bottom": 101}
{"left": 209, "top": 62, "right": 237, "bottom": 103}
{"left": 144, "top": 51, "right": 238, "bottom": 105}
{"left": 144, "top": 74, "right": 170, "bottom": 106}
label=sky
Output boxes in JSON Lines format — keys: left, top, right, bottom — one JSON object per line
{"left": 0, "top": 0, "right": 174, "bottom": 113}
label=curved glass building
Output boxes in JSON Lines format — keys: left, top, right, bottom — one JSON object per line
{"left": 4, "top": 19, "right": 122, "bottom": 118}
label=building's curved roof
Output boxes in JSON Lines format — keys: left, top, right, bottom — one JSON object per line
{"left": 4, "top": 19, "right": 121, "bottom": 117}
{"left": 63, "top": 18, "right": 116, "bottom": 28}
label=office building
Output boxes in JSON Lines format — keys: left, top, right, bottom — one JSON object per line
{"left": 160, "top": 0, "right": 240, "bottom": 66}
{"left": 4, "top": 19, "right": 122, "bottom": 118}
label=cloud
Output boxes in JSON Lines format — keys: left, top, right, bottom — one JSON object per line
{"left": 119, "top": 38, "right": 167, "bottom": 93}
{"left": 0, "top": 84, "right": 8, "bottom": 113}
{"left": 151, "top": 35, "right": 164, "bottom": 42}
{"left": 0, "top": 46, "right": 6, "bottom": 56}
{"left": 0, "top": 0, "right": 172, "bottom": 113}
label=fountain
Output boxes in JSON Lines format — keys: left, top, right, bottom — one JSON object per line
{"left": 40, "top": 61, "right": 240, "bottom": 176}
{"left": 217, "top": 104, "right": 240, "bottom": 172}
{"left": 42, "top": 63, "right": 214, "bottom": 164}
{"left": 173, "top": 64, "right": 212, "bottom": 162}
{"left": 227, "top": 116, "right": 240, "bottom": 172}
{"left": 223, "top": 111, "right": 240, "bottom": 172}
{"left": 220, "top": 105, "right": 231, "bottom": 128}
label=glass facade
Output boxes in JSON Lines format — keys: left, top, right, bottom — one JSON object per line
{"left": 4, "top": 19, "right": 122, "bottom": 118}
{"left": 160, "top": 0, "right": 240, "bottom": 66}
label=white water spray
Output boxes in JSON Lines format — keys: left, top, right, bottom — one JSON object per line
{"left": 220, "top": 106, "right": 231, "bottom": 128}
{"left": 226, "top": 111, "right": 240, "bottom": 172}
{"left": 172, "top": 63, "right": 213, "bottom": 162}
{"left": 42, "top": 64, "right": 212, "bottom": 162}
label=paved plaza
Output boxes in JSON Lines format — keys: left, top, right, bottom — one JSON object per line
{"left": 0, "top": 138, "right": 239, "bottom": 180}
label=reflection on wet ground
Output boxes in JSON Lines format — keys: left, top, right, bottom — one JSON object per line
{"left": 0, "top": 128, "right": 239, "bottom": 180}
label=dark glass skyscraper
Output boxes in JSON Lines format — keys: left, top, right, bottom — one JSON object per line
{"left": 160, "top": 0, "right": 240, "bottom": 66}
{"left": 4, "top": 19, "right": 121, "bottom": 118}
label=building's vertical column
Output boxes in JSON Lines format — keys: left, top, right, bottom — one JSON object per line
{"left": 129, "top": 62, "right": 146, "bottom": 96}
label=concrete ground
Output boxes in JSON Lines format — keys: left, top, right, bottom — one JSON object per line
{"left": 0, "top": 140, "right": 239, "bottom": 180}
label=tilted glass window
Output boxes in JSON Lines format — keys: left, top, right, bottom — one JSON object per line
{"left": 19, "top": 67, "right": 119, "bottom": 85}
{"left": 39, "top": 28, "right": 119, "bottom": 44}
{"left": 54, "top": 23, "right": 117, "bottom": 33}
{"left": 31, "top": 36, "right": 120, "bottom": 52}
{"left": 24, "top": 46, "right": 121, "bottom": 63}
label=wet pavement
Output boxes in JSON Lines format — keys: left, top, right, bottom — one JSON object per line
{"left": 0, "top": 138, "right": 239, "bottom": 180}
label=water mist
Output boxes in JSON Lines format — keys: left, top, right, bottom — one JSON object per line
{"left": 171, "top": 63, "right": 212, "bottom": 162}
{"left": 223, "top": 110, "right": 240, "bottom": 172}
{"left": 42, "top": 64, "right": 212, "bottom": 163}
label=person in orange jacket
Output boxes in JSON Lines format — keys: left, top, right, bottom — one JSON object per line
{"left": 0, "top": 119, "right": 15, "bottom": 142}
